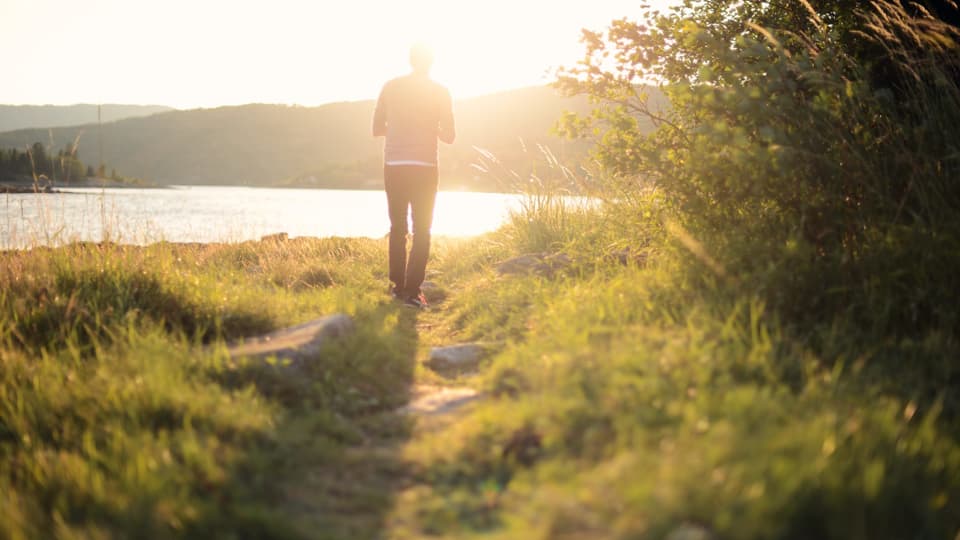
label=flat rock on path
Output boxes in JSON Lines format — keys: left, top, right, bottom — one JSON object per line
{"left": 227, "top": 313, "right": 354, "bottom": 365}
{"left": 666, "top": 524, "right": 716, "bottom": 540}
{"left": 426, "top": 343, "right": 490, "bottom": 373}
{"left": 398, "top": 385, "right": 480, "bottom": 416}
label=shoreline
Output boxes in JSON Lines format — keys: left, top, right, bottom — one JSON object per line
{"left": 0, "top": 175, "right": 524, "bottom": 195}
{"left": 0, "top": 175, "right": 162, "bottom": 191}
{"left": 0, "top": 183, "right": 60, "bottom": 194}
{"left": 0, "top": 182, "right": 521, "bottom": 195}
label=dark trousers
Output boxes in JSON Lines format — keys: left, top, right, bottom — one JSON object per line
{"left": 384, "top": 165, "right": 439, "bottom": 297}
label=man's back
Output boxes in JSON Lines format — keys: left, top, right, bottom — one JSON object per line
{"left": 372, "top": 74, "right": 455, "bottom": 165}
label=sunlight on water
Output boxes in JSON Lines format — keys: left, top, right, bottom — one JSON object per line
{"left": 0, "top": 187, "right": 527, "bottom": 248}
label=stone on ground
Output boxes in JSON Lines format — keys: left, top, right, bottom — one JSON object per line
{"left": 227, "top": 313, "right": 353, "bottom": 367}
{"left": 495, "top": 252, "right": 572, "bottom": 277}
{"left": 665, "top": 524, "right": 715, "bottom": 540}
{"left": 419, "top": 280, "right": 446, "bottom": 303}
{"left": 260, "top": 232, "right": 289, "bottom": 242}
{"left": 426, "top": 343, "right": 489, "bottom": 373}
{"left": 398, "top": 385, "right": 480, "bottom": 416}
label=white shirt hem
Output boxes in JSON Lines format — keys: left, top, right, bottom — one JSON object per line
{"left": 385, "top": 160, "right": 437, "bottom": 167}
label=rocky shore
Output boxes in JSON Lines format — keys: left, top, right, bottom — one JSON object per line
{"left": 0, "top": 174, "right": 155, "bottom": 193}
{"left": 0, "top": 183, "right": 59, "bottom": 194}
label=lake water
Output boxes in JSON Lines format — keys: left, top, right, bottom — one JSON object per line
{"left": 0, "top": 186, "right": 528, "bottom": 248}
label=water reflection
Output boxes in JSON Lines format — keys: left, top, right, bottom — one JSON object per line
{"left": 0, "top": 186, "right": 527, "bottom": 248}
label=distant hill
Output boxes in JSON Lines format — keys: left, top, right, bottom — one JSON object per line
{"left": 0, "top": 87, "right": 664, "bottom": 191}
{"left": 0, "top": 104, "right": 173, "bottom": 132}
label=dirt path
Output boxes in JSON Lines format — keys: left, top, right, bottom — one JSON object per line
{"left": 226, "top": 303, "right": 483, "bottom": 538}
{"left": 226, "top": 312, "right": 480, "bottom": 417}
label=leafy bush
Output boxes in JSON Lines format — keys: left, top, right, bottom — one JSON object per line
{"left": 557, "top": 0, "right": 960, "bottom": 337}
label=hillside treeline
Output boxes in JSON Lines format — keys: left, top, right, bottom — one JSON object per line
{"left": 0, "top": 104, "right": 172, "bottom": 132}
{"left": 0, "top": 142, "right": 88, "bottom": 183}
{"left": 0, "top": 87, "right": 621, "bottom": 191}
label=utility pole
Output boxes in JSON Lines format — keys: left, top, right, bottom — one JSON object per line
{"left": 98, "top": 104, "right": 104, "bottom": 178}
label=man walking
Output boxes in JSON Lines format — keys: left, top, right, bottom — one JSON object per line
{"left": 372, "top": 43, "right": 455, "bottom": 308}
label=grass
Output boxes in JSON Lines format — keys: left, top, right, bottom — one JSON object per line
{"left": 383, "top": 202, "right": 960, "bottom": 539}
{"left": 3, "top": 3, "right": 959, "bottom": 527}
{"left": 0, "top": 192, "right": 958, "bottom": 538}
{"left": 0, "top": 236, "right": 424, "bottom": 539}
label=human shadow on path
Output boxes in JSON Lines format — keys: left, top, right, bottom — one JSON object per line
{"left": 216, "top": 301, "right": 424, "bottom": 539}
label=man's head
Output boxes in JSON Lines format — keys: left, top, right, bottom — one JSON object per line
{"left": 409, "top": 42, "right": 434, "bottom": 75}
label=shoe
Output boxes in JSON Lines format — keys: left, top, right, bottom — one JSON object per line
{"left": 403, "top": 292, "right": 428, "bottom": 309}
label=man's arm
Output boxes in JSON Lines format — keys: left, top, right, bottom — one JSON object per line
{"left": 438, "top": 88, "right": 455, "bottom": 144}
{"left": 372, "top": 84, "right": 388, "bottom": 137}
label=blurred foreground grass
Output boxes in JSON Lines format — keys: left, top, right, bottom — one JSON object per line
{"left": 0, "top": 237, "right": 430, "bottom": 538}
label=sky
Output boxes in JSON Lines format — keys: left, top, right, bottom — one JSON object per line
{"left": 2, "top": 0, "right": 673, "bottom": 109}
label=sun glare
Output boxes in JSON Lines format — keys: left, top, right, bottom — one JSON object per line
{"left": 376, "top": 3, "right": 589, "bottom": 99}
{"left": 3, "top": 0, "right": 672, "bottom": 107}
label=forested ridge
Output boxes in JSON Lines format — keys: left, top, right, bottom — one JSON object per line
{"left": 0, "top": 86, "right": 630, "bottom": 191}
{"left": 0, "top": 104, "right": 172, "bottom": 132}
